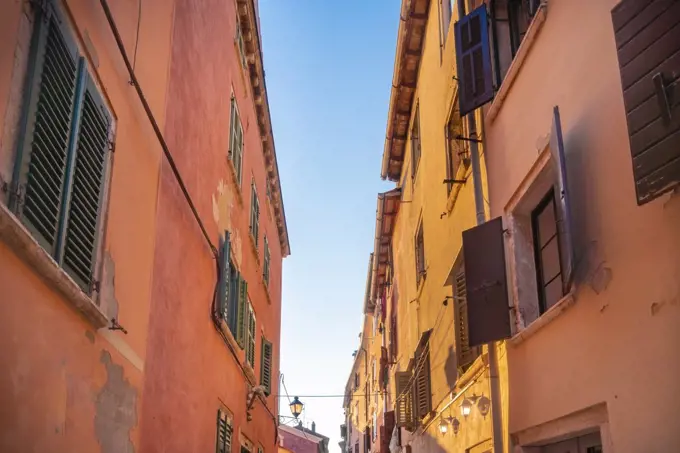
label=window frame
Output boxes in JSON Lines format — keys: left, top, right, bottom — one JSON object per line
{"left": 410, "top": 104, "right": 422, "bottom": 181}
{"left": 530, "top": 188, "right": 564, "bottom": 315}
{"left": 263, "top": 235, "right": 270, "bottom": 286}
{"left": 245, "top": 299, "right": 256, "bottom": 367}
{"left": 249, "top": 179, "right": 260, "bottom": 249}
{"left": 229, "top": 96, "right": 244, "bottom": 186}
{"left": 236, "top": 16, "right": 248, "bottom": 70}
{"left": 414, "top": 218, "right": 426, "bottom": 286}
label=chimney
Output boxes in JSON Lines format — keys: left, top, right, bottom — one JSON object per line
{"left": 312, "top": 422, "right": 316, "bottom": 433}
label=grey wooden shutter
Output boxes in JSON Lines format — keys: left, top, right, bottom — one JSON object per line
{"left": 62, "top": 71, "right": 111, "bottom": 290}
{"left": 611, "top": 0, "right": 680, "bottom": 205}
{"left": 216, "top": 409, "right": 228, "bottom": 453}
{"left": 550, "top": 106, "right": 575, "bottom": 294}
{"left": 13, "top": 4, "right": 80, "bottom": 254}
{"left": 394, "top": 371, "right": 412, "bottom": 429}
{"left": 236, "top": 279, "right": 248, "bottom": 348}
{"left": 218, "top": 232, "right": 232, "bottom": 320}
{"left": 260, "top": 338, "right": 273, "bottom": 395}
{"left": 454, "top": 5, "right": 494, "bottom": 117}
{"left": 462, "top": 217, "right": 511, "bottom": 347}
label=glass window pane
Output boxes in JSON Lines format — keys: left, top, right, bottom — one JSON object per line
{"left": 537, "top": 197, "right": 557, "bottom": 247}
{"left": 544, "top": 274, "right": 563, "bottom": 311}
{"left": 540, "top": 237, "right": 561, "bottom": 282}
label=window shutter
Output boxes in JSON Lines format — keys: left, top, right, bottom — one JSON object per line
{"left": 414, "top": 339, "right": 432, "bottom": 420}
{"left": 260, "top": 338, "right": 273, "bottom": 395}
{"left": 218, "top": 233, "right": 232, "bottom": 320}
{"left": 454, "top": 5, "right": 494, "bottom": 117}
{"left": 236, "top": 279, "right": 248, "bottom": 348}
{"left": 246, "top": 303, "right": 256, "bottom": 366}
{"left": 611, "top": 0, "right": 680, "bottom": 205}
{"left": 216, "top": 409, "right": 232, "bottom": 453}
{"left": 13, "top": 4, "right": 80, "bottom": 254}
{"left": 62, "top": 71, "right": 111, "bottom": 289}
{"left": 228, "top": 271, "right": 240, "bottom": 336}
{"left": 550, "top": 106, "right": 575, "bottom": 294}
{"left": 454, "top": 266, "right": 478, "bottom": 371}
{"left": 462, "top": 217, "right": 511, "bottom": 347}
{"left": 394, "top": 371, "right": 413, "bottom": 429}
{"left": 263, "top": 236, "right": 270, "bottom": 286}
{"left": 228, "top": 97, "right": 235, "bottom": 159}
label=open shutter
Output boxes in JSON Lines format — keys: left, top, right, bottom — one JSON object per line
{"left": 454, "top": 5, "right": 494, "bottom": 117}
{"left": 62, "top": 71, "right": 111, "bottom": 290}
{"left": 216, "top": 409, "right": 231, "bottom": 453}
{"left": 218, "top": 232, "right": 232, "bottom": 320}
{"left": 260, "top": 338, "right": 273, "bottom": 395}
{"left": 612, "top": 0, "right": 680, "bottom": 205}
{"left": 454, "top": 266, "right": 479, "bottom": 370}
{"left": 246, "top": 303, "right": 256, "bottom": 366}
{"left": 394, "top": 371, "right": 413, "bottom": 430}
{"left": 13, "top": 3, "right": 79, "bottom": 254}
{"left": 550, "top": 107, "right": 575, "bottom": 293}
{"left": 413, "top": 332, "right": 432, "bottom": 420}
{"left": 236, "top": 279, "right": 248, "bottom": 348}
{"left": 462, "top": 217, "right": 511, "bottom": 347}
{"left": 228, "top": 271, "right": 240, "bottom": 336}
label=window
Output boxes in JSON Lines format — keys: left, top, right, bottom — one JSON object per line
{"left": 245, "top": 300, "right": 256, "bottom": 367}
{"left": 263, "top": 236, "right": 270, "bottom": 286}
{"left": 452, "top": 260, "right": 480, "bottom": 372}
{"left": 531, "top": 189, "right": 563, "bottom": 313}
{"left": 372, "top": 413, "right": 377, "bottom": 441}
{"left": 355, "top": 441, "right": 359, "bottom": 453}
{"left": 250, "top": 180, "right": 260, "bottom": 248}
{"left": 260, "top": 336, "right": 273, "bottom": 395}
{"left": 439, "top": 0, "right": 454, "bottom": 46}
{"left": 413, "top": 331, "right": 432, "bottom": 421}
{"left": 216, "top": 408, "right": 233, "bottom": 453}
{"left": 235, "top": 275, "right": 249, "bottom": 348}
{"left": 508, "top": 0, "right": 538, "bottom": 57}
{"left": 410, "top": 105, "right": 422, "bottom": 180}
{"left": 219, "top": 234, "right": 248, "bottom": 345}
{"left": 10, "top": 3, "right": 112, "bottom": 291}
{"left": 236, "top": 17, "right": 247, "bottom": 69}
{"left": 491, "top": 0, "right": 540, "bottom": 84}
{"left": 229, "top": 97, "right": 244, "bottom": 185}
{"left": 415, "top": 220, "right": 425, "bottom": 285}
{"left": 354, "top": 372, "right": 360, "bottom": 390}
{"left": 445, "top": 100, "right": 471, "bottom": 195}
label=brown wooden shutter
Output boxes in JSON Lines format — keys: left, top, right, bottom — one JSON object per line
{"left": 454, "top": 267, "right": 478, "bottom": 371}
{"left": 413, "top": 333, "right": 432, "bottom": 420}
{"left": 612, "top": 0, "right": 680, "bottom": 205}
{"left": 394, "top": 371, "right": 413, "bottom": 429}
{"left": 462, "top": 217, "right": 511, "bottom": 347}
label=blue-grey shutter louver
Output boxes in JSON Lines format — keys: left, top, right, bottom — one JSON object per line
{"left": 550, "top": 106, "right": 575, "bottom": 294}
{"left": 15, "top": 6, "right": 79, "bottom": 253}
{"left": 454, "top": 5, "right": 494, "bottom": 117}
{"left": 218, "top": 232, "right": 232, "bottom": 320}
{"left": 62, "top": 72, "right": 111, "bottom": 289}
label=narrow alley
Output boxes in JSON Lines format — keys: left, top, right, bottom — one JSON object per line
{"left": 0, "top": 1, "right": 678, "bottom": 453}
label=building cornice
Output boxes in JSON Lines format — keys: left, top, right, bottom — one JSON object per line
{"left": 236, "top": 0, "right": 290, "bottom": 257}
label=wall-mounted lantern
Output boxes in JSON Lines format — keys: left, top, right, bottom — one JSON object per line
{"left": 290, "top": 396, "right": 303, "bottom": 419}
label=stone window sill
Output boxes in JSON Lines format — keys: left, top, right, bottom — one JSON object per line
{"left": 508, "top": 291, "right": 576, "bottom": 347}
{"left": 485, "top": 2, "right": 547, "bottom": 124}
{"left": 0, "top": 202, "right": 108, "bottom": 328}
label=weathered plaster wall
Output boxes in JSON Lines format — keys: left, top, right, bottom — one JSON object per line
{"left": 0, "top": 0, "right": 175, "bottom": 451}
{"left": 139, "top": 0, "right": 283, "bottom": 452}
{"left": 484, "top": 0, "right": 680, "bottom": 451}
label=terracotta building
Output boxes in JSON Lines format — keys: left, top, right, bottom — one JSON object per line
{"left": 0, "top": 0, "right": 287, "bottom": 452}
{"left": 279, "top": 423, "right": 330, "bottom": 453}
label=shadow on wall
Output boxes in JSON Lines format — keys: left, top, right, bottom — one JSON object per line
{"left": 444, "top": 346, "right": 458, "bottom": 391}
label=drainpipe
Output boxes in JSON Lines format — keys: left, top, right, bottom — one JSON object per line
{"left": 457, "top": 1, "right": 504, "bottom": 453}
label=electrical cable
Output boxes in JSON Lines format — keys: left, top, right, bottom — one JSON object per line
{"left": 98, "top": 0, "right": 217, "bottom": 258}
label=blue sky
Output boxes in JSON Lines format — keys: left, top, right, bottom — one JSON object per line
{"left": 258, "top": 1, "right": 399, "bottom": 450}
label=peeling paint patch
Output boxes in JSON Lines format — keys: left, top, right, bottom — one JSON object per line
{"left": 212, "top": 179, "right": 244, "bottom": 265}
{"left": 95, "top": 351, "right": 137, "bottom": 453}
{"left": 100, "top": 252, "right": 119, "bottom": 320}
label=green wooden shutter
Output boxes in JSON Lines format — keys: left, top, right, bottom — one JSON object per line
{"left": 246, "top": 302, "right": 255, "bottom": 366}
{"left": 260, "top": 338, "right": 272, "bottom": 395}
{"left": 236, "top": 279, "right": 248, "bottom": 348}
{"left": 61, "top": 71, "right": 111, "bottom": 289}
{"left": 13, "top": 4, "right": 80, "bottom": 254}
{"left": 263, "top": 236, "right": 270, "bottom": 286}
{"left": 228, "top": 97, "right": 235, "bottom": 160}
{"left": 218, "top": 232, "right": 232, "bottom": 320}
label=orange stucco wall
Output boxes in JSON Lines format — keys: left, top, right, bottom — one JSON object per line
{"left": 0, "top": 0, "right": 173, "bottom": 451}
{"left": 138, "top": 0, "right": 283, "bottom": 452}
{"left": 483, "top": 0, "right": 680, "bottom": 451}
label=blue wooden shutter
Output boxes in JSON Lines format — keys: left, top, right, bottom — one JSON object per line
{"left": 13, "top": 3, "right": 80, "bottom": 254}
{"left": 550, "top": 106, "right": 575, "bottom": 293}
{"left": 260, "top": 338, "right": 272, "bottom": 395}
{"left": 454, "top": 5, "right": 494, "bottom": 116}
{"left": 218, "top": 232, "right": 232, "bottom": 320}
{"left": 61, "top": 71, "right": 111, "bottom": 289}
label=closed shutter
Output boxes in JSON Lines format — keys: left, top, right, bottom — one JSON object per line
{"left": 263, "top": 236, "right": 270, "bottom": 286}
{"left": 250, "top": 182, "right": 260, "bottom": 247}
{"left": 413, "top": 341, "right": 432, "bottom": 419}
{"left": 218, "top": 232, "right": 232, "bottom": 320}
{"left": 228, "top": 271, "right": 241, "bottom": 336}
{"left": 13, "top": 4, "right": 79, "bottom": 254}
{"left": 454, "top": 266, "right": 478, "bottom": 371}
{"left": 612, "top": 0, "right": 680, "bottom": 204}
{"left": 394, "top": 371, "right": 413, "bottom": 429}
{"left": 454, "top": 5, "right": 494, "bottom": 117}
{"left": 246, "top": 302, "right": 256, "bottom": 366}
{"left": 236, "top": 279, "right": 248, "bottom": 348}
{"left": 62, "top": 72, "right": 111, "bottom": 289}
{"left": 260, "top": 338, "right": 273, "bottom": 395}
{"left": 216, "top": 409, "right": 233, "bottom": 453}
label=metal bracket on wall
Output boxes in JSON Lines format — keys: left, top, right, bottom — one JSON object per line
{"left": 443, "top": 178, "right": 468, "bottom": 185}
{"left": 454, "top": 135, "right": 482, "bottom": 144}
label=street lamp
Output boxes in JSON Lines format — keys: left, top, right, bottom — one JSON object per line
{"left": 290, "top": 396, "right": 303, "bottom": 419}
{"left": 449, "top": 416, "right": 460, "bottom": 435}
{"left": 438, "top": 418, "right": 448, "bottom": 435}
{"left": 460, "top": 397, "right": 473, "bottom": 417}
